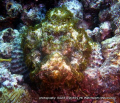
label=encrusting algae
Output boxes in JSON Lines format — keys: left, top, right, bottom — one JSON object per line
{"left": 0, "top": 58, "right": 12, "bottom": 62}
{"left": 0, "top": 0, "right": 120, "bottom": 103}
{"left": 0, "top": 86, "right": 32, "bottom": 103}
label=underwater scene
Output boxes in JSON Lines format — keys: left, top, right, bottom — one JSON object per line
{"left": 0, "top": 0, "right": 120, "bottom": 103}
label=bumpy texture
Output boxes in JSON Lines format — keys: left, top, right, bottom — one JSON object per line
{"left": 110, "top": 1, "right": 120, "bottom": 32}
{"left": 0, "top": 62, "right": 39, "bottom": 103}
{"left": 0, "top": 27, "right": 29, "bottom": 80}
{"left": 101, "top": 35, "right": 120, "bottom": 59}
{"left": 88, "top": 43, "right": 103, "bottom": 69}
{"left": 0, "top": 28, "right": 15, "bottom": 59}
{"left": 21, "top": 6, "right": 46, "bottom": 26}
{"left": 59, "top": 0, "right": 83, "bottom": 20}
{"left": 0, "top": 0, "right": 120, "bottom": 103}
{"left": 96, "top": 50, "right": 120, "bottom": 100}
{"left": 0, "top": 86, "right": 32, "bottom": 103}
{"left": 21, "top": 6, "right": 99, "bottom": 97}
{"left": 10, "top": 28, "right": 29, "bottom": 78}
{"left": 0, "top": 63, "right": 23, "bottom": 88}
{"left": 6, "top": 0, "right": 22, "bottom": 17}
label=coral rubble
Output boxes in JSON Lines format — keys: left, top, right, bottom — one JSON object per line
{"left": 5, "top": 0, "right": 22, "bottom": 17}
{"left": 21, "top": 5, "right": 46, "bottom": 26}
{"left": 59, "top": 0, "right": 83, "bottom": 20}
{"left": 0, "top": 62, "right": 32, "bottom": 103}
{"left": 0, "top": 86, "right": 32, "bottom": 103}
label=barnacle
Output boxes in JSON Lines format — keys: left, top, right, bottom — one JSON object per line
{"left": 21, "top": 6, "right": 95, "bottom": 96}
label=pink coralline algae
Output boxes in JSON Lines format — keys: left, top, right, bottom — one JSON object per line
{"left": 0, "top": 0, "right": 120, "bottom": 103}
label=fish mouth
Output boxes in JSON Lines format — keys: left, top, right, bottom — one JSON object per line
{"left": 38, "top": 52, "right": 73, "bottom": 85}
{"left": 38, "top": 68, "right": 73, "bottom": 85}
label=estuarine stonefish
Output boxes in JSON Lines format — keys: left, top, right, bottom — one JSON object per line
{"left": 21, "top": 6, "right": 99, "bottom": 98}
